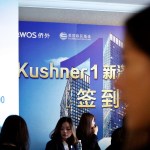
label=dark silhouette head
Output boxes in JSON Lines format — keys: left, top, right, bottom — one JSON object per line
{"left": 77, "top": 113, "right": 95, "bottom": 137}
{"left": 115, "top": 6, "right": 150, "bottom": 131}
{"left": 0, "top": 115, "right": 29, "bottom": 150}
{"left": 115, "top": 6, "right": 150, "bottom": 150}
{"left": 125, "top": 6, "right": 150, "bottom": 56}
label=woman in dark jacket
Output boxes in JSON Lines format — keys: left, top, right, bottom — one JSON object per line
{"left": 45, "top": 117, "right": 78, "bottom": 150}
{"left": 76, "top": 113, "right": 101, "bottom": 150}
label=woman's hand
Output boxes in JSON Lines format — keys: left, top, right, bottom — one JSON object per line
{"left": 92, "top": 125, "right": 98, "bottom": 135}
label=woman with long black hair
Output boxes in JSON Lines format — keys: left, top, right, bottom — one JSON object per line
{"left": 45, "top": 117, "right": 78, "bottom": 150}
{"left": 76, "top": 113, "right": 101, "bottom": 150}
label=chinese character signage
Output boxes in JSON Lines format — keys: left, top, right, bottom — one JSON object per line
{"left": 19, "top": 21, "right": 124, "bottom": 150}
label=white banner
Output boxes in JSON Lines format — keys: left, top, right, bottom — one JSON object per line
{"left": 0, "top": 0, "right": 18, "bottom": 126}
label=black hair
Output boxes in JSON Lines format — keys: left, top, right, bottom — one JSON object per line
{"left": 0, "top": 115, "right": 29, "bottom": 150}
{"left": 77, "top": 113, "right": 95, "bottom": 138}
{"left": 125, "top": 6, "right": 150, "bottom": 56}
{"left": 50, "top": 117, "right": 77, "bottom": 145}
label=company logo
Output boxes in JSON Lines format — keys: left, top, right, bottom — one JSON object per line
{"left": 59, "top": 32, "right": 92, "bottom": 41}
{"left": 59, "top": 32, "right": 68, "bottom": 40}
{"left": 19, "top": 32, "right": 37, "bottom": 38}
{"left": 19, "top": 32, "right": 50, "bottom": 39}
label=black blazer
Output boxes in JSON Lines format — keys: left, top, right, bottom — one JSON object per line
{"left": 45, "top": 139, "right": 77, "bottom": 150}
{"left": 77, "top": 132, "right": 101, "bottom": 150}
{"left": 0, "top": 144, "right": 19, "bottom": 150}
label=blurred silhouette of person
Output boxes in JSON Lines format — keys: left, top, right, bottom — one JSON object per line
{"left": 0, "top": 115, "right": 29, "bottom": 150}
{"left": 45, "top": 117, "right": 78, "bottom": 150}
{"left": 76, "top": 113, "right": 101, "bottom": 150}
{"left": 106, "top": 117, "right": 126, "bottom": 150}
{"left": 115, "top": 5, "right": 150, "bottom": 150}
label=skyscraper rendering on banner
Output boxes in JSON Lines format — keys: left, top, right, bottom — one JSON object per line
{"left": 60, "top": 74, "right": 90, "bottom": 127}
{"left": 103, "top": 33, "right": 125, "bottom": 137}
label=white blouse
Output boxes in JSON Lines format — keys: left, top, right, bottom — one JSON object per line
{"left": 63, "top": 141, "right": 69, "bottom": 150}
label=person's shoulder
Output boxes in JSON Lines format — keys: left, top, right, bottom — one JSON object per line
{"left": 45, "top": 140, "right": 55, "bottom": 149}
{"left": 0, "top": 144, "right": 18, "bottom": 150}
{"left": 112, "top": 127, "right": 122, "bottom": 137}
{"left": 46, "top": 139, "right": 55, "bottom": 146}
{"left": 45, "top": 139, "right": 65, "bottom": 150}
